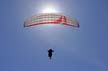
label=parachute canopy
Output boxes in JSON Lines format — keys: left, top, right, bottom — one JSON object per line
{"left": 24, "top": 13, "right": 79, "bottom": 27}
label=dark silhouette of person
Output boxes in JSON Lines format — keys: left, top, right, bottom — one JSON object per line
{"left": 48, "top": 49, "right": 54, "bottom": 59}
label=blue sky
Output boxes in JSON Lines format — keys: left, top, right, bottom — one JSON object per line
{"left": 0, "top": 0, "right": 108, "bottom": 71}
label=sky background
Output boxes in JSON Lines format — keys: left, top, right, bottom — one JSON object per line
{"left": 0, "top": 0, "right": 108, "bottom": 71}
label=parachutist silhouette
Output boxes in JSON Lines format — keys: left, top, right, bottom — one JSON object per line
{"left": 48, "top": 49, "right": 54, "bottom": 59}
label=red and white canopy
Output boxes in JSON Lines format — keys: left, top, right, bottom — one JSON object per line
{"left": 24, "top": 13, "right": 79, "bottom": 27}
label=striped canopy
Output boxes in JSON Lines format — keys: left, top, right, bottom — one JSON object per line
{"left": 24, "top": 13, "right": 79, "bottom": 27}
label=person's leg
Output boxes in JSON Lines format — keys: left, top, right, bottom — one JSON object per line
{"left": 48, "top": 53, "right": 52, "bottom": 59}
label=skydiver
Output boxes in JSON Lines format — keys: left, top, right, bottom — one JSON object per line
{"left": 48, "top": 49, "right": 54, "bottom": 59}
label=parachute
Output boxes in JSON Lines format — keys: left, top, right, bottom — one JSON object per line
{"left": 24, "top": 13, "right": 79, "bottom": 27}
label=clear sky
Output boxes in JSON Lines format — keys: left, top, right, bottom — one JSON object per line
{"left": 0, "top": 0, "right": 108, "bottom": 71}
